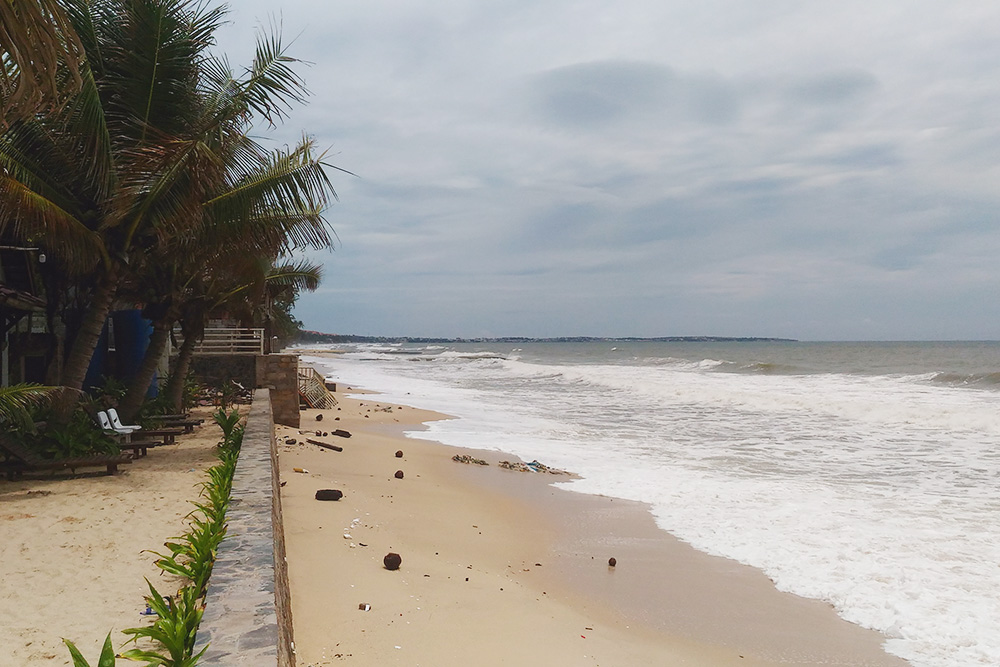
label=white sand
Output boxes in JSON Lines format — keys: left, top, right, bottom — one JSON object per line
{"left": 0, "top": 409, "right": 221, "bottom": 666}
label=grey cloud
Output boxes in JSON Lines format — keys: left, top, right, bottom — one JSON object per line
{"left": 786, "top": 69, "right": 879, "bottom": 106}
{"left": 819, "top": 143, "right": 900, "bottom": 169}
{"left": 524, "top": 60, "right": 740, "bottom": 130}
{"left": 213, "top": 1, "right": 1000, "bottom": 339}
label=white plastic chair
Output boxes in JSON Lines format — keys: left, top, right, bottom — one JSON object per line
{"left": 108, "top": 408, "right": 142, "bottom": 432}
{"left": 97, "top": 410, "right": 134, "bottom": 443}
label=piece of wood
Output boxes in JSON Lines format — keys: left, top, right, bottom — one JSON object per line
{"left": 307, "top": 438, "right": 343, "bottom": 452}
{"left": 331, "top": 429, "right": 352, "bottom": 438}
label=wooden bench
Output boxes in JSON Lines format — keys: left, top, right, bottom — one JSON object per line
{"left": 0, "top": 435, "right": 133, "bottom": 478}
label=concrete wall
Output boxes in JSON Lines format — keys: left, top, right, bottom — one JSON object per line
{"left": 189, "top": 355, "right": 257, "bottom": 391}
{"left": 182, "top": 353, "right": 300, "bottom": 429}
{"left": 255, "top": 354, "right": 300, "bottom": 428}
{"left": 194, "top": 388, "right": 295, "bottom": 666}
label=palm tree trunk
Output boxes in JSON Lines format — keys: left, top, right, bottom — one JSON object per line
{"left": 165, "top": 332, "right": 198, "bottom": 412}
{"left": 51, "top": 266, "right": 119, "bottom": 424}
{"left": 118, "top": 319, "right": 172, "bottom": 422}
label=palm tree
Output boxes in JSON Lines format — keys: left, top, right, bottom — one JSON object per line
{"left": 156, "top": 258, "right": 323, "bottom": 414}
{"left": 1, "top": 0, "right": 342, "bottom": 425}
{"left": 117, "top": 225, "right": 328, "bottom": 420}
{"left": 0, "top": 0, "right": 224, "bottom": 422}
{"left": 111, "top": 39, "right": 340, "bottom": 420}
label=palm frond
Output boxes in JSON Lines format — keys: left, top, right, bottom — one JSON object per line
{"left": 241, "top": 22, "right": 308, "bottom": 126}
{"left": 0, "top": 122, "right": 87, "bottom": 215}
{"left": 0, "top": 0, "right": 84, "bottom": 126}
{"left": 0, "top": 175, "right": 107, "bottom": 272}
{"left": 102, "top": 0, "right": 216, "bottom": 142}
{"left": 204, "top": 138, "right": 341, "bottom": 251}
{"left": 0, "top": 383, "right": 57, "bottom": 430}
{"left": 266, "top": 259, "right": 323, "bottom": 291}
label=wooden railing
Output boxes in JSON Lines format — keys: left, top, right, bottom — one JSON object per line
{"left": 173, "top": 327, "right": 265, "bottom": 355}
{"left": 297, "top": 365, "right": 338, "bottom": 409}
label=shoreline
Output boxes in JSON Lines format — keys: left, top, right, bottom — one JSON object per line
{"left": 280, "top": 379, "right": 909, "bottom": 666}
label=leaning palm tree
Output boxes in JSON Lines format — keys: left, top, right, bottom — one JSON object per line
{"left": 112, "top": 36, "right": 340, "bottom": 420}
{"left": 0, "top": 0, "right": 225, "bottom": 423}
{"left": 117, "top": 211, "right": 330, "bottom": 420}
{"left": 150, "top": 257, "right": 323, "bottom": 415}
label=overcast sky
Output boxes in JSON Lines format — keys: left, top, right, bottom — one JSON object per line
{"left": 214, "top": 2, "right": 1000, "bottom": 340}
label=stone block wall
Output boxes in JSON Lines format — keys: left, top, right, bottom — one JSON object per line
{"left": 255, "top": 354, "right": 300, "bottom": 428}
{"left": 194, "top": 388, "right": 295, "bottom": 667}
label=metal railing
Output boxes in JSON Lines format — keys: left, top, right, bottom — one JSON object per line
{"left": 175, "top": 327, "right": 265, "bottom": 355}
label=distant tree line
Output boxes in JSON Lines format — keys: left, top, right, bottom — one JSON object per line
{"left": 296, "top": 331, "right": 796, "bottom": 344}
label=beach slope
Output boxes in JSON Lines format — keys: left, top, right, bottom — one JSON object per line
{"left": 280, "top": 390, "right": 908, "bottom": 667}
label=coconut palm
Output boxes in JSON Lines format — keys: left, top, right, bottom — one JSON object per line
{"left": 111, "top": 42, "right": 339, "bottom": 420}
{"left": 117, "top": 223, "right": 328, "bottom": 420}
{"left": 0, "top": 0, "right": 224, "bottom": 421}
{"left": 1, "top": 0, "right": 339, "bottom": 423}
{"left": 154, "top": 257, "right": 323, "bottom": 414}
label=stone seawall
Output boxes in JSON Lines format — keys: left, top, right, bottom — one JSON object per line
{"left": 194, "top": 388, "right": 295, "bottom": 666}
{"left": 256, "top": 355, "right": 300, "bottom": 429}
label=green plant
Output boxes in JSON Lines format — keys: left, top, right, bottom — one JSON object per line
{"left": 138, "top": 394, "right": 176, "bottom": 420}
{"left": 32, "top": 409, "right": 119, "bottom": 459}
{"left": 149, "top": 515, "right": 227, "bottom": 596}
{"left": 118, "top": 405, "right": 244, "bottom": 664}
{"left": 121, "top": 582, "right": 206, "bottom": 666}
{"left": 91, "top": 376, "right": 128, "bottom": 408}
{"left": 181, "top": 374, "right": 202, "bottom": 412}
{"left": 63, "top": 633, "right": 117, "bottom": 667}
{"left": 212, "top": 408, "right": 242, "bottom": 446}
{"left": 0, "top": 383, "right": 57, "bottom": 432}
{"left": 197, "top": 467, "right": 234, "bottom": 523}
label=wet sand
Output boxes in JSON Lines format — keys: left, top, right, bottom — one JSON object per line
{"left": 280, "top": 385, "right": 909, "bottom": 666}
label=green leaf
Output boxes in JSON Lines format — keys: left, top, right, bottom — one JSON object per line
{"left": 62, "top": 633, "right": 116, "bottom": 667}
{"left": 62, "top": 638, "right": 91, "bottom": 667}
{"left": 97, "top": 633, "right": 117, "bottom": 667}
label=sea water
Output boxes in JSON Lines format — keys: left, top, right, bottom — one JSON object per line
{"left": 299, "top": 341, "right": 1000, "bottom": 667}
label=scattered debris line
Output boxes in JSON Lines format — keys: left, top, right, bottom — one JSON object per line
{"left": 452, "top": 454, "right": 489, "bottom": 466}
{"left": 498, "top": 459, "right": 567, "bottom": 474}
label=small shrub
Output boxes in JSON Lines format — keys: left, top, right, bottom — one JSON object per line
{"left": 212, "top": 408, "right": 243, "bottom": 447}
{"left": 121, "top": 582, "right": 206, "bottom": 666}
{"left": 91, "top": 376, "right": 127, "bottom": 407}
{"left": 32, "top": 409, "right": 119, "bottom": 459}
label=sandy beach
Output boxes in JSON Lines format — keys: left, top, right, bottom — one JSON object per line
{"left": 279, "top": 382, "right": 910, "bottom": 667}
{"left": 0, "top": 380, "right": 912, "bottom": 666}
{"left": 0, "top": 409, "right": 220, "bottom": 666}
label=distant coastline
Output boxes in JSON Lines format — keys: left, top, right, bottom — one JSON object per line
{"left": 296, "top": 331, "right": 797, "bottom": 344}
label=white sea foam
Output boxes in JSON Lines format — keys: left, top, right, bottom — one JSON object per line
{"left": 301, "top": 345, "right": 1000, "bottom": 667}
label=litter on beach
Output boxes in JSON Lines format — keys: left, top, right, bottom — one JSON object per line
{"left": 498, "top": 459, "right": 567, "bottom": 474}
{"left": 452, "top": 454, "right": 489, "bottom": 465}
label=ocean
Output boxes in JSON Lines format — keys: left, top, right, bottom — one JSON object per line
{"left": 298, "top": 340, "right": 1000, "bottom": 667}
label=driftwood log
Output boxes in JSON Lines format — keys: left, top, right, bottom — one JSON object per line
{"left": 307, "top": 438, "right": 343, "bottom": 452}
